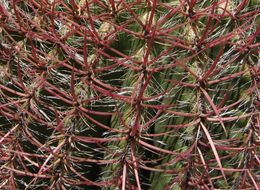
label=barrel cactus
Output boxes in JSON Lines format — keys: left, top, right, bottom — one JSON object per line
{"left": 0, "top": 0, "right": 259, "bottom": 189}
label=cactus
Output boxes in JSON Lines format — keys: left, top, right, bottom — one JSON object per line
{"left": 0, "top": 0, "right": 259, "bottom": 189}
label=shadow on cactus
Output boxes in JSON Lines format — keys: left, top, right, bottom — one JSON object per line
{"left": 0, "top": 0, "right": 259, "bottom": 189}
